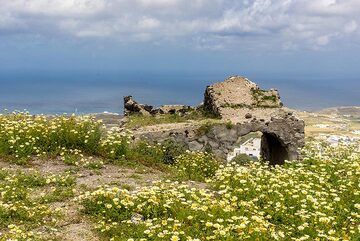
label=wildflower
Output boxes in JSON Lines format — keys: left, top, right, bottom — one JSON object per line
{"left": 171, "top": 235, "right": 180, "bottom": 241}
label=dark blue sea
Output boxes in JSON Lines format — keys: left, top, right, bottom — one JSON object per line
{"left": 0, "top": 70, "right": 359, "bottom": 114}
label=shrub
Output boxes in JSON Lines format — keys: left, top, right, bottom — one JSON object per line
{"left": 0, "top": 112, "right": 102, "bottom": 160}
{"left": 99, "top": 128, "right": 130, "bottom": 160}
{"left": 126, "top": 141, "right": 165, "bottom": 168}
{"left": 175, "top": 151, "right": 220, "bottom": 181}
{"left": 161, "top": 139, "right": 187, "bottom": 165}
{"left": 195, "top": 122, "right": 214, "bottom": 136}
{"left": 225, "top": 121, "right": 234, "bottom": 129}
{"left": 231, "top": 153, "right": 259, "bottom": 166}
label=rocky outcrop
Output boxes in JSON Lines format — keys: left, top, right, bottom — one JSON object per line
{"left": 124, "top": 96, "right": 193, "bottom": 116}
{"left": 158, "top": 105, "right": 192, "bottom": 115}
{"left": 124, "top": 96, "right": 153, "bottom": 116}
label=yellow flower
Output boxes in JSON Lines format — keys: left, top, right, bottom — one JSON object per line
{"left": 171, "top": 235, "right": 180, "bottom": 241}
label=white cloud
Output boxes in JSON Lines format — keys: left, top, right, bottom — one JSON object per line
{"left": 316, "top": 35, "right": 330, "bottom": 46}
{"left": 344, "top": 20, "right": 357, "bottom": 33}
{"left": 0, "top": 0, "right": 359, "bottom": 50}
{"left": 138, "top": 17, "right": 161, "bottom": 30}
{"left": 3, "top": 0, "right": 106, "bottom": 17}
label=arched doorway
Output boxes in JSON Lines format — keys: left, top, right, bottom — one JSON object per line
{"left": 261, "top": 132, "right": 289, "bottom": 165}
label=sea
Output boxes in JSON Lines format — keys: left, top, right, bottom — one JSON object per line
{"left": 0, "top": 70, "right": 359, "bottom": 115}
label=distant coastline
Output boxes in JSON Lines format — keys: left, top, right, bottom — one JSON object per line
{"left": 0, "top": 71, "right": 359, "bottom": 114}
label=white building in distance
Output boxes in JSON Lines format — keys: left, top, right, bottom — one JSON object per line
{"left": 227, "top": 138, "right": 261, "bottom": 161}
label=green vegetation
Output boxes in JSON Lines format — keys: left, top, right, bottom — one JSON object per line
{"left": 79, "top": 142, "right": 360, "bottom": 240}
{"left": 100, "top": 132, "right": 189, "bottom": 170}
{"left": 225, "top": 120, "right": 234, "bottom": 129}
{"left": 220, "top": 103, "right": 254, "bottom": 109}
{"left": 174, "top": 152, "right": 219, "bottom": 181}
{"left": 0, "top": 169, "right": 75, "bottom": 239}
{"left": 0, "top": 112, "right": 187, "bottom": 170}
{"left": 125, "top": 113, "right": 189, "bottom": 128}
{"left": 238, "top": 131, "right": 262, "bottom": 144}
{"left": 231, "top": 153, "right": 259, "bottom": 165}
{"left": 0, "top": 113, "right": 102, "bottom": 160}
{"left": 220, "top": 89, "right": 279, "bottom": 109}
{"left": 251, "top": 88, "right": 279, "bottom": 107}
{"left": 0, "top": 112, "right": 359, "bottom": 240}
{"left": 195, "top": 121, "right": 216, "bottom": 136}
{"left": 125, "top": 107, "right": 219, "bottom": 128}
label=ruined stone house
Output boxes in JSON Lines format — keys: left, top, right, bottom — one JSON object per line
{"left": 124, "top": 76, "right": 305, "bottom": 165}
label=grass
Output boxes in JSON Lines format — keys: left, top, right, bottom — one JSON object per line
{"left": 238, "top": 131, "right": 262, "bottom": 144}
{"left": 125, "top": 113, "right": 189, "bottom": 128}
{"left": 124, "top": 107, "right": 219, "bottom": 128}
{"left": 225, "top": 120, "right": 234, "bottom": 129}
{"left": 220, "top": 103, "right": 254, "bottom": 109}
{"left": 174, "top": 151, "right": 220, "bottom": 181}
{"left": 0, "top": 169, "right": 75, "bottom": 239}
{"left": 251, "top": 88, "right": 279, "bottom": 106}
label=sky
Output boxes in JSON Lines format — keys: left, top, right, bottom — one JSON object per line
{"left": 0, "top": 0, "right": 360, "bottom": 76}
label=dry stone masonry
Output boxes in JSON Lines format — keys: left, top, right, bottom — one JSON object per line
{"left": 204, "top": 76, "right": 283, "bottom": 121}
{"left": 124, "top": 96, "right": 192, "bottom": 116}
{"left": 124, "top": 76, "right": 305, "bottom": 165}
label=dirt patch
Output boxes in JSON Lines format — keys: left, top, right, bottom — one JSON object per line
{"left": 52, "top": 201, "right": 98, "bottom": 241}
{"left": 0, "top": 156, "right": 167, "bottom": 240}
{"left": 76, "top": 164, "right": 164, "bottom": 190}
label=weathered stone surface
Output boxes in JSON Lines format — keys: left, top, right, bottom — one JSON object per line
{"left": 124, "top": 97, "right": 193, "bottom": 116}
{"left": 159, "top": 105, "right": 192, "bottom": 115}
{"left": 245, "top": 113, "right": 252, "bottom": 119}
{"left": 204, "top": 76, "right": 283, "bottom": 121}
{"left": 124, "top": 96, "right": 153, "bottom": 116}
{"left": 188, "top": 141, "right": 204, "bottom": 151}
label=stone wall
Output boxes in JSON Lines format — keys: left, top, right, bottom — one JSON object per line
{"left": 124, "top": 95, "right": 192, "bottom": 116}
{"left": 134, "top": 110, "right": 305, "bottom": 164}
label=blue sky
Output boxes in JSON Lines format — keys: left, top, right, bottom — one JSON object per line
{"left": 0, "top": 0, "right": 359, "bottom": 76}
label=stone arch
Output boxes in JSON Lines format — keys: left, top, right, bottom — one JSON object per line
{"left": 227, "top": 129, "right": 291, "bottom": 165}
{"left": 260, "top": 132, "right": 289, "bottom": 165}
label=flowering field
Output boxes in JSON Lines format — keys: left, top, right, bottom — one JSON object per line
{"left": 0, "top": 169, "right": 75, "bottom": 240}
{"left": 0, "top": 112, "right": 359, "bottom": 240}
{"left": 79, "top": 143, "right": 360, "bottom": 241}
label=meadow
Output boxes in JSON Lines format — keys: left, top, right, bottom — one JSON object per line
{"left": 0, "top": 112, "right": 358, "bottom": 240}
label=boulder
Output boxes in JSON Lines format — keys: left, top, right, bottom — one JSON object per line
{"left": 245, "top": 113, "right": 252, "bottom": 119}
{"left": 124, "top": 96, "right": 153, "bottom": 116}
{"left": 159, "top": 105, "right": 192, "bottom": 115}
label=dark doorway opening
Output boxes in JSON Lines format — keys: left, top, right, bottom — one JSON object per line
{"left": 261, "top": 133, "right": 289, "bottom": 165}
